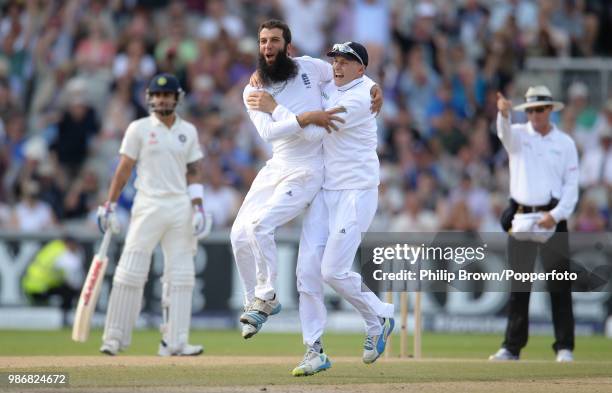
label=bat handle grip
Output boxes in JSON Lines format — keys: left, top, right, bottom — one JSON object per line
{"left": 98, "top": 230, "right": 113, "bottom": 260}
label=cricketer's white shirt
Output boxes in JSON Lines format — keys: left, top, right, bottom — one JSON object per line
{"left": 320, "top": 76, "right": 378, "bottom": 190}
{"left": 120, "top": 115, "right": 203, "bottom": 198}
{"left": 243, "top": 56, "right": 332, "bottom": 167}
{"left": 496, "top": 113, "right": 579, "bottom": 222}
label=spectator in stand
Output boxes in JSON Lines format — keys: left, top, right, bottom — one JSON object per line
{"left": 565, "top": 81, "right": 599, "bottom": 151}
{"left": 390, "top": 190, "right": 439, "bottom": 232}
{"left": 573, "top": 196, "right": 607, "bottom": 232}
{"left": 279, "top": 0, "right": 327, "bottom": 57}
{"left": 10, "top": 180, "right": 57, "bottom": 232}
{"left": 49, "top": 80, "right": 99, "bottom": 177}
{"left": 203, "top": 162, "right": 240, "bottom": 229}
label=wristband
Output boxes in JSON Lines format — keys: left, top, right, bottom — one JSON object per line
{"left": 188, "top": 184, "right": 205, "bottom": 202}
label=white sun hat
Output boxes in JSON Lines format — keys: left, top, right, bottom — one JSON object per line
{"left": 513, "top": 85, "right": 565, "bottom": 112}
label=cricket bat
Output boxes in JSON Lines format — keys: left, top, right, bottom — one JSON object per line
{"left": 72, "top": 230, "right": 112, "bottom": 342}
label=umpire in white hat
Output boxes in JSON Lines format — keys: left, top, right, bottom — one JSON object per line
{"left": 490, "top": 86, "right": 579, "bottom": 362}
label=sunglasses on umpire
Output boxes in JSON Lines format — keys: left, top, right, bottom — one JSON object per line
{"left": 525, "top": 106, "right": 551, "bottom": 114}
{"left": 331, "top": 43, "right": 364, "bottom": 66}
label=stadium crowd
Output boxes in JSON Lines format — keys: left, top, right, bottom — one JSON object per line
{"left": 0, "top": 0, "right": 611, "bottom": 235}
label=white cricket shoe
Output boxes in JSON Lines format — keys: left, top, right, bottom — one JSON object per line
{"left": 241, "top": 322, "right": 261, "bottom": 339}
{"left": 556, "top": 349, "right": 574, "bottom": 362}
{"left": 158, "top": 340, "right": 204, "bottom": 356}
{"left": 100, "top": 339, "right": 121, "bottom": 356}
{"left": 362, "top": 317, "right": 395, "bottom": 364}
{"left": 291, "top": 348, "right": 332, "bottom": 376}
{"left": 239, "top": 297, "right": 282, "bottom": 339}
{"left": 488, "top": 348, "right": 519, "bottom": 361}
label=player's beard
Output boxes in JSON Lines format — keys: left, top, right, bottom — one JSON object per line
{"left": 258, "top": 47, "right": 298, "bottom": 85}
{"left": 149, "top": 96, "right": 178, "bottom": 117}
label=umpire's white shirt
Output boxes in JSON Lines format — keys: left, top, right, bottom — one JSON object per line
{"left": 320, "top": 76, "right": 378, "bottom": 190}
{"left": 243, "top": 56, "right": 332, "bottom": 168}
{"left": 120, "top": 115, "right": 203, "bottom": 198}
{"left": 496, "top": 113, "right": 579, "bottom": 222}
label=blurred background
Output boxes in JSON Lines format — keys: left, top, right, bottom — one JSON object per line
{"left": 0, "top": 0, "right": 610, "bottom": 337}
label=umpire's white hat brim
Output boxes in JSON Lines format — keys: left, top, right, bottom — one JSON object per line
{"left": 514, "top": 101, "right": 565, "bottom": 112}
{"left": 513, "top": 85, "right": 565, "bottom": 112}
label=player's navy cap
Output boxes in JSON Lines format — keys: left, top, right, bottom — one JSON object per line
{"left": 147, "top": 73, "right": 182, "bottom": 94}
{"left": 327, "top": 42, "right": 368, "bottom": 67}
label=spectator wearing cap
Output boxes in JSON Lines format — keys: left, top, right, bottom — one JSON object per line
{"left": 491, "top": 85, "right": 579, "bottom": 363}
{"left": 394, "top": 1, "right": 444, "bottom": 75}
{"left": 565, "top": 81, "right": 598, "bottom": 151}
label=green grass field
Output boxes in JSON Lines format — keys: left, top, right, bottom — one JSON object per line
{"left": 0, "top": 329, "right": 611, "bottom": 392}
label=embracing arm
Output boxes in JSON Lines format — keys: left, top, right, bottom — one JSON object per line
{"left": 247, "top": 108, "right": 304, "bottom": 142}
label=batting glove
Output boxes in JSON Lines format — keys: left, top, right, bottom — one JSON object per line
{"left": 97, "top": 201, "right": 120, "bottom": 234}
{"left": 192, "top": 205, "right": 212, "bottom": 240}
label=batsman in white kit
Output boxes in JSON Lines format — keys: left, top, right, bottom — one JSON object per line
{"left": 232, "top": 20, "right": 381, "bottom": 339}
{"left": 97, "top": 73, "right": 211, "bottom": 356}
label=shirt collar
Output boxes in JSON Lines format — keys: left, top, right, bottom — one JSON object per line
{"left": 150, "top": 114, "right": 180, "bottom": 129}
{"left": 527, "top": 121, "right": 558, "bottom": 140}
{"left": 337, "top": 76, "right": 365, "bottom": 92}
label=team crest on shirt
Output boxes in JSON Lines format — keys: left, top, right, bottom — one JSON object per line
{"left": 148, "top": 131, "right": 158, "bottom": 145}
{"left": 301, "top": 73, "right": 311, "bottom": 88}
{"left": 178, "top": 134, "right": 187, "bottom": 143}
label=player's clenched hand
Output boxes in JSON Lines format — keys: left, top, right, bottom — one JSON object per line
{"left": 370, "top": 85, "right": 383, "bottom": 115}
{"left": 96, "top": 202, "right": 120, "bottom": 234}
{"left": 247, "top": 91, "right": 277, "bottom": 113}
{"left": 497, "top": 92, "right": 512, "bottom": 118}
{"left": 297, "top": 107, "right": 346, "bottom": 133}
{"left": 192, "top": 205, "right": 212, "bottom": 240}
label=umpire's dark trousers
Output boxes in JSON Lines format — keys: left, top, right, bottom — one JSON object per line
{"left": 502, "top": 220, "right": 575, "bottom": 356}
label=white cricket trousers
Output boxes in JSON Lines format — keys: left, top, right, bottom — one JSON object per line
{"left": 297, "top": 188, "right": 394, "bottom": 346}
{"left": 231, "top": 160, "right": 323, "bottom": 305}
{"left": 103, "top": 193, "right": 196, "bottom": 350}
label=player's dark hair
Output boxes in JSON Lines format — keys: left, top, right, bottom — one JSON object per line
{"left": 259, "top": 19, "right": 292, "bottom": 45}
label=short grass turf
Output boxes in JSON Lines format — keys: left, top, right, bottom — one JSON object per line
{"left": 0, "top": 329, "right": 610, "bottom": 390}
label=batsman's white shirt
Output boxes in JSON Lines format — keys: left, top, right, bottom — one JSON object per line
{"left": 120, "top": 115, "right": 203, "bottom": 198}
{"left": 104, "top": 114, "right": 203, "bottom": 351}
